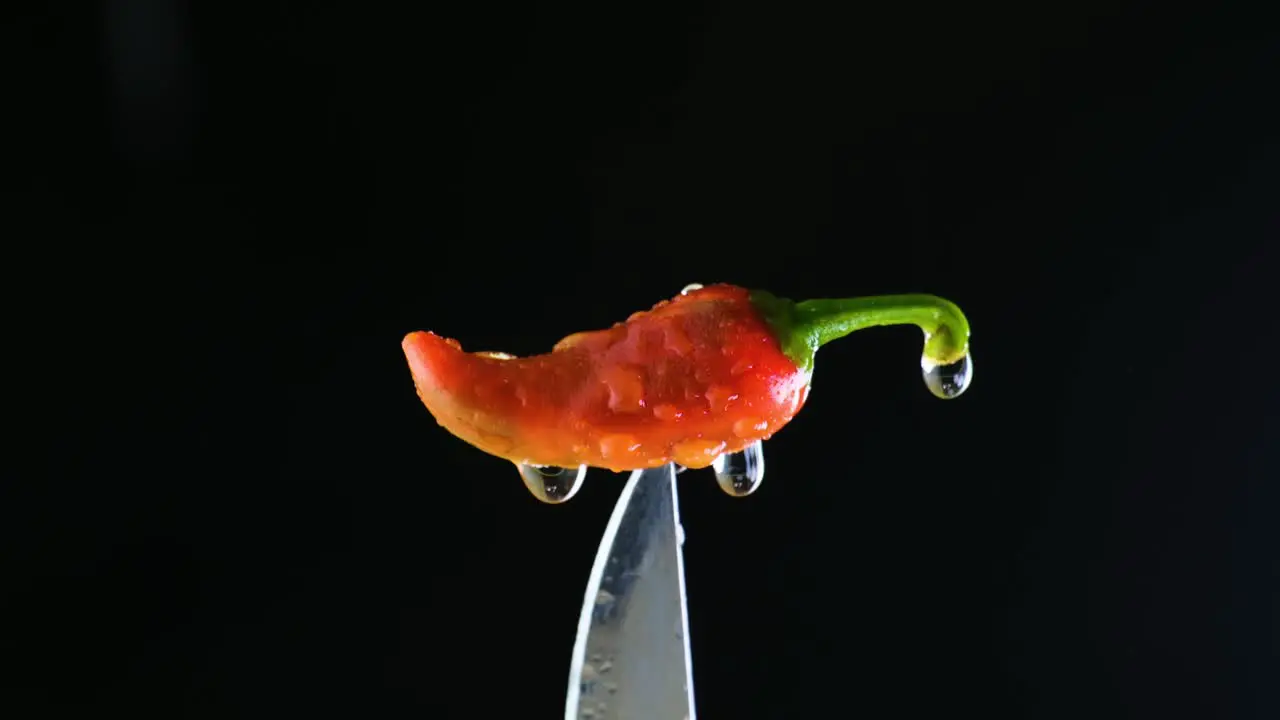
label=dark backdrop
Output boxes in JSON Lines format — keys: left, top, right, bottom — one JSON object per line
{"left": 6, "top": 2, "right": 1277, "bottom": 718}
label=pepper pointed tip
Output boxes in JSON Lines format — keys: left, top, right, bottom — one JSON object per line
{"left": 401, "top": 330, "right": 424, "bottom": 353}
{"left": 402, "top": 331, "right": 466, "bottom": 382}
{"left": 402, "top": 330, "right": 462, "bottom": 352}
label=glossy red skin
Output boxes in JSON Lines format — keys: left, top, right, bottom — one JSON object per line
{"left": 402, "top": 284, "right": 812, "bottom": 472}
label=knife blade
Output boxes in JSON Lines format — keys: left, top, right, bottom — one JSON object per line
{"left": 564, "top": 463, "right": 696, "bottom": 720}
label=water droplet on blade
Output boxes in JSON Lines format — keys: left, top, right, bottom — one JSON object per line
{"left": 921, "top": 352, "right": 973, "bottom": 399}
{"left": 679, "top": 283, "right": 704, "bottom": 295}
{"left": 517, "top": 463, "right": 586, "bottom": 503}
{"left": 712, "top": 440, "right": 764, "bottom": 497}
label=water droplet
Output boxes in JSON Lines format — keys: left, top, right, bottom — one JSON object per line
{"left": 705, "top": 384, "right": 738, "bottom": 413}
{"left": 921, "top": 352, "right": 973, "bottom": 399}
{"left": 680, "top": 283, "right": 704, "bottom": 295}
{"left": 672, "top": 439, "right": 726, "bottom": 468}
{"left": 732, "top": 416, "right": 769, "bottom": 438}
{"left": 600, "top": 365, "right": 646, "bottom": 412}
{"left": 713, "top": 440, "right": 764, "bottom": 497}
{"left": 652, "top": 403, "right": 683, "bottom": 421}
{"left": 662, "top": 325, "right": 694, "bottom": 355}
{"left": 517, "top": 463, "right": 586, "bottom": 503}
{"left": 598, "top": 434, "right": 641, "bottom": 461}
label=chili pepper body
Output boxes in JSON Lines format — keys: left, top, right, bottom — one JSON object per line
{"left": 402, "top": 284, "right": 810, "bottom": 472}
{"left": 403, "top": 283, "right": 971, "bottom": 474}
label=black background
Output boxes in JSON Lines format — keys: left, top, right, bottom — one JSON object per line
{"left": 6, "top": 2, "right": 1278, "bottom": 718}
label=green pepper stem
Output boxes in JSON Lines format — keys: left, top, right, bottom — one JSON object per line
{"left": 750, "top": 290, "right": 971, "bottom": 375}
{"left": 797, "top": 293, "right": 970, "bottom": 362}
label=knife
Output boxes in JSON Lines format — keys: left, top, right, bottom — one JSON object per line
{"left": 564, "top": 463, "right": 696, "bottom": 720}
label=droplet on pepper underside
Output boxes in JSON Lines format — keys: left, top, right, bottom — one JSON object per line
{"left": 671, "top": 439, "right": 726, "bottom": 468}
{"left": 517, "top": 463, "right": 586, "bottom": 504}
{"left": 713, "top": 439, "right": 765, "bottom": 497}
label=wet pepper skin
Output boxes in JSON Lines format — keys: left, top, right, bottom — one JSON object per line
{"left": 402, "top": 284, "right": 811, "bottom": 472}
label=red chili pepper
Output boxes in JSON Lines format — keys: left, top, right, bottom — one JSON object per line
{"left": 402, "top": 284, "right": 971, "bottom": 473}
